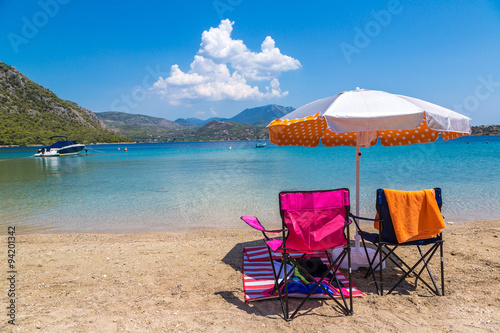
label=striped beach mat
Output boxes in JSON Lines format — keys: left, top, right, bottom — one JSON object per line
{"left": 242, "top": 246, "right": 364, "bottom": 302}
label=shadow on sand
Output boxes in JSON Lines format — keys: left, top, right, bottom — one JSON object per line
{"left": 218, "top": 238, "right": 379, "bottom": 320}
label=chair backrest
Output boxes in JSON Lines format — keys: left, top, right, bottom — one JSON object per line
{"left": 376, "top": 188, "right": 442, "bottom": 243}
{"left": 279, "top": 188, "right": 350, "bottom": 251}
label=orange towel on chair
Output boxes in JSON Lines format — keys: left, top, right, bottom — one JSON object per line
{"left": 384, "top": 189, "right": 446, "bottom": 243}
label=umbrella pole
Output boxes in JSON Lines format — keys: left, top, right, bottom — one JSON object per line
{"left": 355, "top": 146, "right": 361, "bottom": 249}
{"left": 345, "top": 145, "right": 383, "bottom": 270}
{"left": 334, "top": 146, "right": 365, "bottom": 269}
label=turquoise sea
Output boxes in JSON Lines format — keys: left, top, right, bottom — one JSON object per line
{"left": 0, "top": 136, "right": 499, "bottom": 233}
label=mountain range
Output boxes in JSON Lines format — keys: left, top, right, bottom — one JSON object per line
{"left": 174, "top": 104, "right": 295, "bottom": 127}
{"left": 96, "top": 104, "right": 294, "bottom": 142}
{"left": 0, "top": 61, "right": 128, "bottom": 145}
{"left": 0, "top": 60, "right": 294, "bottom": 145}
{"left": 2, "top": 59, "right": 494, "bottom": 146}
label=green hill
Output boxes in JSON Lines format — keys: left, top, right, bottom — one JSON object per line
{"left": 471, "top": 125, "right": 500, "bottom": 135}
{"left": 0, "top": 61, "right": 129, "bottom": 146}
{"left": 174, "top": 104, "right": 295, "bottom": 127}
{"left": 95, "top": 111, "right": 193, "bottom": 142}
{"left": 230, "top": 104, "right": 294, "bottom": 126}
{"left": 2, "top": 60, "right": 495, "bottom": 146}
{"left": 96, "top": 110, "right": 275, "bottom": 142}
{"left": 187, "top": 120, "right": 269, "bottom": 141}
{"left": 174, "top": 118, "right": 200, "bottom": 128}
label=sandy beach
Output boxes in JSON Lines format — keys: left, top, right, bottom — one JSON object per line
{"left": 1, "top": 220, "right": 499, "bottom": 332}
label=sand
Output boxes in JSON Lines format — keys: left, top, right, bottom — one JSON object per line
{"left": 1, "top": 220, "right": 499, "bottom": 332}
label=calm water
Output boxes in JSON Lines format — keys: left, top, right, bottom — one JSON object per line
{"left": 0, "top": 136, "right": 499, "bottom": 233}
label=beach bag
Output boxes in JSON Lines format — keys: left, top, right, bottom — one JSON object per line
{"left": 302, "top": 257, "right": 328, "bottom": 277}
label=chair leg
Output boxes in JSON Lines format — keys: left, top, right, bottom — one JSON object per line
{"left": 366, "top": 244, "right": 404, "bottom": 295}
{"left": 365, "top": 244, "right": 390, "bottom": 295}
{"left": 266, "top": 246, "right": 287, "bottom": 319}
{"left": 440, "top": 241, "right": 445, "bottom": 296}
{"left": 326, "top": 249, "right": 352, "bottom": 315}
{"left": 394, "top": 241, "right": 445, "bottom": 296}
{"left": 346, "top": 220, "right": 353, "bottom": 314}
{"left": 416, "top": 245, "right": 441, "bottom": 296}
{"left": 265, "top": 247, "right": 355, "bottom": 320}
{"left": 379, "top": 242, "right": 383, "bottom": 296}
{"left": 283, "top": 253, "right": 290, "bottom": 321}
{"left": 359, "top": 236, "right": 382, "bottom": 295}
{"left": 387, "top": 244, "right": 441, "bottom": 295}
{"left": 367, "top": 244, "right": 415, "bottom": 296}
{"left": 288, "top": 250, "right": 352, "bottom": 320}
{"left": 347, "top": 244, "right": 353, "bottom": 314}
{"left": 410, "top": 244, "right": 442, "bottom": 295}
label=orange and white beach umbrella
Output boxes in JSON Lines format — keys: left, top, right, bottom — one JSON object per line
{"left": 269, "top": 88, "right": 471, "bottom": 148}
{"left": 268, "top": 88, "right": 471, "bottom": 264}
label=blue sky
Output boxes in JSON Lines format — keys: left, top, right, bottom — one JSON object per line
{"left": 1, "top": 0, "right": 499, "bottom": 125}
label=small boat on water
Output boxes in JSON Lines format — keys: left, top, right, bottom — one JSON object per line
{"left": 255, "top": 143, "right": 266, "bottom": 148}
{"left": 34, "top": 136, "right": 86, "bottom": 157}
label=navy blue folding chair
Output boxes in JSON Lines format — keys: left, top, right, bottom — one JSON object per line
{"left": 351, "top": 188, "right": 445, "bottom": 296}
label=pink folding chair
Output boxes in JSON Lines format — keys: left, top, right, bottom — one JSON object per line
{"left": 241, "top": 188, "right": 353, "bottom": 321}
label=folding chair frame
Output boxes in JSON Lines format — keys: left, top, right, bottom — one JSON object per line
{"left": 351, "top": 188, "right": 445, "bottom": 296}
{"left": 268, "top": 241, "right": 352, "bottom": 321}
{"left": 242, "top": 188, "right": 353, "bottom": 321}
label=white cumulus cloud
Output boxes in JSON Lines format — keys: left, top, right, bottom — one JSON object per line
{"left": 151, "top": 19, "right": 300, "bottom": 104}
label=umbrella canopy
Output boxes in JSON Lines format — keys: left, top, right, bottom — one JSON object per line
{"left": 268, "top": 88, "right": 471, "bottom": 268}
{"left": 269, "top": 88, "right": 471, "bottom": 148}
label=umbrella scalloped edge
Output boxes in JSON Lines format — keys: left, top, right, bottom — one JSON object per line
{"left": 268, "top": 114, "right": 470, "bottom": 147}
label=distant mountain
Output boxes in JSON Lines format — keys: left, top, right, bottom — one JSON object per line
{"left": 175, "top": 104, "right": 294, "bottom": 128}
{"left": 471, "top": 125, "right": 500, "bottom": 135}
{"left": 229, "top": 104, "right": 295, "bottom": 126}
{"left": 95, "top": 104, "right": 296, "bottom": 142}
{"left": 0, "top": 61, "right": 129, "bottom": 145}
{"left": 97, "top": 111, "right": 184, "bottom": 130}
{"left": 96, "top": 111, "right": 194, "bottom": 142}
{"left": 191, "top": 120, "right": 268, "bottom": 141}
{"left": 174, "top": 118, "right": 199, "bottom": 127}
{"left": 175, "top": 117, "right": 228, "bottom": 127}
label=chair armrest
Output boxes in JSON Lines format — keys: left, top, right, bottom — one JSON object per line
{"left": 350, "top": 213, "right": 383, "bottom": 234}
{"left": 240, "top": 216, "right": 282, "bottom": 233}
{"left": 241, "top": 216, "right": 284, "bottom": 241}
{"left": 349, "top": 213, "right": 380, "bottom": 222}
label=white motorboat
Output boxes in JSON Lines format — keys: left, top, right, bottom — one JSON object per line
{"left": 34, "top": 136, "right": 86, "bottom": 157}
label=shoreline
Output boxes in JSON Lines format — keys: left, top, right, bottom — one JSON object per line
{"left": 8, "top": 217, "right": 497, "bottom": 236}
{"left": 1, "top": 219, "right": 498, "bottom": 332}
{"left": 0, "top": 133, "right": 498, "bottom": 148}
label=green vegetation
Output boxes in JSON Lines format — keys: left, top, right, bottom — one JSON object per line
{"left": 0, "top": 61, "right": 129, "bottom": 146}
{"left": 230, "top": 104, "right": 294, "bottom": 126}
{"left": 2, "top": 60, "right": 497, "bottom": 146}
{"left": 102, "top": 120, "right": 268, "bottom": 143}
{"left": 471, "top": 125, "right": 500, "bottom": 136}
{"left": 97, "top": 110, "right": 500, "bottom": 143}
{"left": 96, "top": 112, "right": 270, "bottom": 142}
{"left": 101, "top": 123, "right": 197, "bottom": 143}
{"left": 96, "top": 111, "right": 194, "bottom": 143}
{"left": 183, "top": 120, "right": 269, "bottom": 141}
